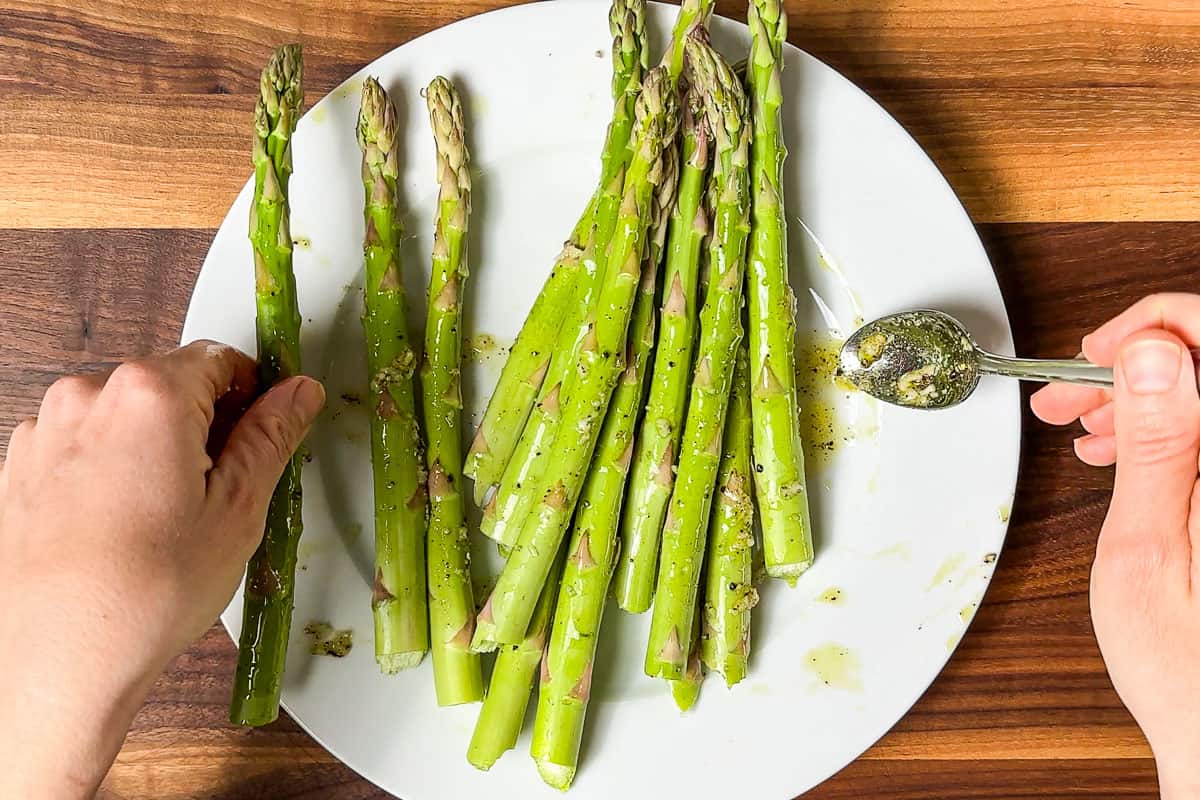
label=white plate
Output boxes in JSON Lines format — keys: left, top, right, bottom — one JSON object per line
{"left": 183, "top": 2, "right": 1020, "bottom": 797}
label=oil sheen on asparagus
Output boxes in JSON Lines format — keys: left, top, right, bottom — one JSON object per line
{"left": 230, "top": 44, "right": 306, "bottom": 727}
{"left": 422, "top": 76, "right": 483, "bottom": 706}
{"left": 359, "top": 77, "right": 429, "bottom": 675}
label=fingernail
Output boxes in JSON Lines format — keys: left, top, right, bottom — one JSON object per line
{"left": 291, "top": 377, "right": 327, "bottom": 423}
{"left": 1121, "top": 339, "right": 1182, "bottom": 395}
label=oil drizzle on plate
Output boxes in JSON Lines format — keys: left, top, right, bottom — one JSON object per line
{"left": 817, "top": 587, "right": 844, "bottom": 605}
{"left": 804, "top": 643, "right": 863, "bottom": 692}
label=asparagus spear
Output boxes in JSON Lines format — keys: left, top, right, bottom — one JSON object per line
{"left": 421, "top": 77, "right": 483, "bottom": 706}
{"left": 529, "top": 145, "right": 678, "bottom": 792}
{"left": 478, "top": 0, "right": 649, "bottom": 546}
{"left": 473, "top": 67, "right": 680, "bottom": 652}
{"left": 645, "top": 39, "right": 750, "bottom": 681}
{"left": 701, "top": 340, "right": 757, "bottom": 686}
{"left": 614, "top": 83, "right": 710, "bottom": 613}
{"left": 230, "top": 44, "right": 306, "bottom": 727}
{"left": 480, "top": 161, "right": 626, "bottom": 548}
{"left": 467, "top": 547, "right": 565, "bottom": 771}
{"left": 354, "top": 78, "right": 430, "bottom": 676}
{"left": 464, "top": 0, "right": 649, "bottom": 504}
{"left": 746, "top": 0, "right": 814, "bottom": 580}
{"left": 663, "top": 0, "right": 715, "bottom": 81}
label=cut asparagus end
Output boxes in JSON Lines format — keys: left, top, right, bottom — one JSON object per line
{"left": 470, "top": 624, "right": 500, "bottom": 653}
{"left": 536, "top": 759, "right": 577, "bottom": 792}
{"left": 669, "top": 679, "right": 701, "bottom": 712}
{"left": 766, "top": 559, "right": 814, "bottom": 584}
{"left": 229, "top": 695, "right": 281, "bottom": 728}
{"left": 467, "top": 751, "right": 499, "bottom": 772}
{"left": 377, "top": 651, "right": 425, "bottom": 674}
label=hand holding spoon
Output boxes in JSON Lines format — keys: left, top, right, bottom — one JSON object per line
{"left": 837, "top": 310, "right": 1118, "bottom": 410}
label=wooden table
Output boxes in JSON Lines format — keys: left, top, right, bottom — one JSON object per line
{"left": 2, "top": 0, "right": 1197, "bottom": 797}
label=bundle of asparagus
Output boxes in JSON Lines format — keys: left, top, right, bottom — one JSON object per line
{"left": 461, "top": 0, "right": 811, "bottom": 787}
{"left": 230, "top": 0, "right": 814, "bottom": 787}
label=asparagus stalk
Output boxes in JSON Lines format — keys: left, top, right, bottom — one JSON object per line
{"left": 480, "top": 161, "right": 626, "bottom": 547}
{"left": 421, "top": 77, "right": 483, "bottom": 706}
{"left": 701, "top": 340, "right": 757, "bottom": 686}
{"left": 354, "top": 78, "right": 430, "bottom": 676}
{"left": 467, "top": 547, "right": 565, "bottom": 771}
{"left": 614, "top": 84, "right": 710, "bottom": 613}
{"left": 668, "top": 605, "right": 705, "bottom": 710}
{"left": 479, "top": 0, "right": 650, "bottom": 546}
{"left": 645, "top": 39, "right": 750, "bottom": 681}
{"left": 230, "top": 45, "right": 306, "bottom": 727}
{"left": 465, "top": 0, "right": 649, "bottom": 504}
{"left": 473, "top": 67, "right": 680, "bottom": 652}
{"left": 746, "top": 0, "right": 814, "bottom": 580}
{"left": 664, "top": 0, "right": 715, "bottom": 81}
{"left": 529, "top": 145, "right": 678, "bottom": 792}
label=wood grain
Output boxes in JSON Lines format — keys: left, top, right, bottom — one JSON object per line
{"left": 6, "top": 0, "right": 1199, "bottom": 94}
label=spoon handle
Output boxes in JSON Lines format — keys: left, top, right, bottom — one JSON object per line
{"left": 979, "top": 349, "right": 1200, "bottom": 389}
{"left": 978, "top": 353, "right": 1113, "bottom": 387}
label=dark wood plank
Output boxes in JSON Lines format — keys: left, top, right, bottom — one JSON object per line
{"left": 0, "top": 0, "right": 529, "bottom": 97}
{"left": 806, "top": 758, "right": 1161, "bottom": 799}
{"left": 0, "top": 228, "right": 208, "bottom": 453}
{"left": 5, "top": 0, "right": 1199, "bottom": 96}
{"left": 4, "top": 223, "right": 1189, "bottom": 795}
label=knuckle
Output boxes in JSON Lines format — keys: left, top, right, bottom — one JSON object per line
{"left": 41, "top": 376, "right": 95, "bottom": 413}
{"left": 110, "top": 362, "right": 173, "bottom": 406}
{"left": 1125, "top": 413, "right": 1200, "bottom": 466}
{"left": 7, "top": 418, "right": 36, "bottom": 454}
{"left": 1095, "top": 530, "right": 1176, "bottom": 584}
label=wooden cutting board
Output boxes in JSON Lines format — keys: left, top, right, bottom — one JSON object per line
{"left": 2, "top": 1, "right": 1198, "bottom": 797}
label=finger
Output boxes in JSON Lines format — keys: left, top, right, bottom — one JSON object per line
{"left": 0, "top": 418, "right": 37, "bottom": 504}
{"left": 1105, "top": 330, "right": 1200, "bottom": 558}
{"left": 206, "top": 376, "right": 325, "bottom": 535}
{"left": 4, "top": 417, "right": 37, "bottom": 462}
{"left": 156, "top": 340, "right": 258, "bottom": 429}
{"left": 1030, "top": 382, "right": 1111, "bottom": 426}
{"left": 1079, "top": 401, "right": 1115, "bottom": 437}
{"left": 1083, "top": 293, "right": 1200, "bottom": 366}
{"left": 36, "top": 372, "right": 108, "bottom": 426}
{"left": 1074, "top": 434, "right": 1117, "bottom": 467}
{"left": 1191, "top": 481, "right": 1200, "bottom": 570}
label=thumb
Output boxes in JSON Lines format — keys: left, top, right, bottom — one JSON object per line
{"left": 207, "top": 376, "right": 326, "bottom": 522}
{"left": 1107, "top": 330, "right": 1200, "bottom": 548}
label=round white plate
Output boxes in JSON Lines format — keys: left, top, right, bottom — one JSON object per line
{"left": 184, "top": 2, "right": 1020, "bottom": 797}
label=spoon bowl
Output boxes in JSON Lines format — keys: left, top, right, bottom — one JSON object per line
{"left": 838, "top": 310, "right": 982, "bottom": 409}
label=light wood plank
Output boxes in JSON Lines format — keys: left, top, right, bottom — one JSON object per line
{"left": 2, "top": 88, "right": 1198, "bottom": 229}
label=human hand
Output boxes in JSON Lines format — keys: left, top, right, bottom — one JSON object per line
{"left": 1031, "top": 294, "right": 1200, "bottom": 798}
{"left": 0, "top": 341, "right": 325, "bottom": 799}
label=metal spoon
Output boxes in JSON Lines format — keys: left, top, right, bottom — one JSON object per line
{"left": 837, "top": 310, "right": 1114, "bottom": 410}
